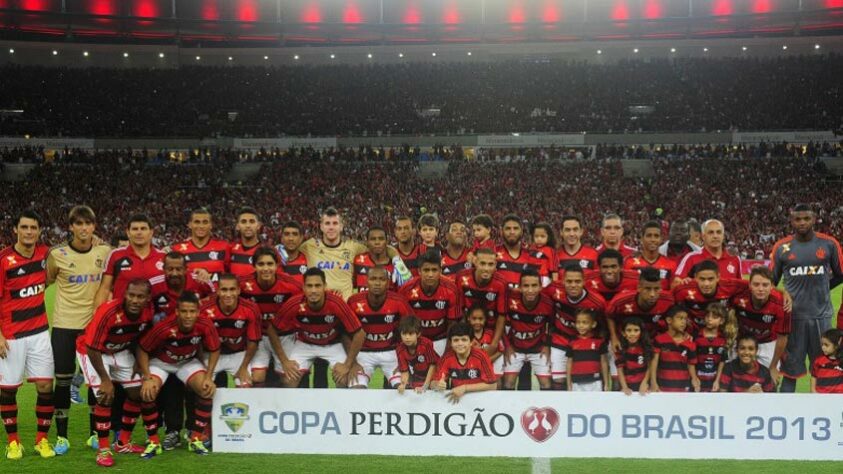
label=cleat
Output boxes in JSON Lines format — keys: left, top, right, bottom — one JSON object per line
{"left": 5, "top": 440, "right": 23, "bottom": 460}
{"left": 70, "top": 385, "right": 84, "bottom": 404}
{"left": 112, "top": 441, "right": 145, "bottom": 454}
{"left": 86, "top": 434, "right": 99, "bottom": 451}
{"left": 187, "top": 437, "right": 209, "bottom": 455}
{"left": 54, "top": 436, "right": 70, "bottom": 455}
{"left": 139, "top": 442, "right": 161, "bottom": 460}
{"left": 162, "top": 431, "right": 181, "bottom": 451}
{"left": 34, "top": 438, "right": 56, "bottom": 458}
{"left": 95, "top": 449, "right": 114, "bottom": 467}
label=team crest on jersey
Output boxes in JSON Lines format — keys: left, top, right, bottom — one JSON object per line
{"left": 435, "top": 301, "right": 446, "bottom": 310}
{"left": 209, "top": 251, "right": 219, "bottom": 260}
{"left": 816, "top": 247, "right": 827, "bottom": 259}
{"left": 190, "top": 336, "right": 201, "bottom": 344}
{"left": 155, "top": 261, "right": 164, "bottom": 271}
{"left": 486, "top": 292, "right": 496, "bottom": 302}
{"left": 235, "top": 320, "right": 245, "bottom": 329}
{"left": 727, "top": 264, "right": 735, "bottom": 275}
{"left": 763, "top": 314, "right": 774, "bottom": 323}
{"left": 220, "top": 403, "right": 250, "bottom": 433}
{"left": 384, "top": 314, "right": 395, "bottom": 324}
{"left": 342, "top": 250, "right": 352, "bottom": 261}
{"left": 325, "top": 315, "right": 335, "bottom": 324}
{"left": 580, "top": 259, "right": 589, "bottom": 268}
{"left": 95, "top": 258, "right": 103, "bottom": 267}
{"left": 467, "top": 369, "right": 479, "bottom": 379}
{"left": 417, "top": 355, "right": 425, "bottom": 363}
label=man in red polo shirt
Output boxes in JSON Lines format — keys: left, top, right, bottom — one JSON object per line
{"left": 675, "top": 219, "right": 742, "bottom": 285}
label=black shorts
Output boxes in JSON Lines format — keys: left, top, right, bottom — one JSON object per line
{"left": 51, "top": 327, "right": 84, "bottom": 376}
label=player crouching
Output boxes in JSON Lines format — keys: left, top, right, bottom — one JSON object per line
{"left": 136, "top": 292, "right": 220, "bottom": 458}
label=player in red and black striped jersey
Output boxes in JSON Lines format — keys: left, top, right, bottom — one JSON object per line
{"left": 0, "top": 211, "right": 55, "bottom": 459}
{"left": 352, "top": 227, "right": 395, "bottom": 293}
{"left": 455, "top": 248, "right": 507, "bottom": 347}
{"left": 441, "top": 221, "right": 471, "bottom": 279}
{"left": 150, "top": 252, "right": 213, "bottom": 323}
{"left": 276, "top": 221, "right": 308, "bottom": 284}
{"left": 672, "top": 260, "right": 747, "bottom": 334}
{"left": 239, "top": 247, "right": 303, "bottom": 387}
{"left": 606, "top": 268, "right": 675, "bottom": 353}
{"left": 616, "top": 318, "right": 652, "bottom": 394}
{"left": 274, "top": 268, "right": 365, "bottom": 388}
{"left": 394, "top": 216, "right": 427, "bottom": 278}
{"left": 624, "top": 221, "right": 677, "bottom": 290}
{"left": 349, "top": 266, "right": 413, "bottom": 388}
{"left": 399, "top": 251, "right": 462, "bottom": 356}
{"left": 502, "top": 271, "right": 554, "bottom": 390}
{"left": 596, "top": 214, "right": 638, "bottom": 260}
{"left": 556, "top": 216, "right": 598, "bottom": 279}
{"left": 720, "top": 336, "right": 776, "bottom": 393}
{"left": 228, "top": 207, "right": 264, "bottom": 278}
{"left": 174, "top": 208, "right": 230, "bottom": 289}
{"left": 95, "top": 214, "right": 166, "bottom": 309}
{"left": 586, "top": 249, "right": 638, "bottom": 302}
{"left": 432, "top": 322, "right": 497, "bottom": 403}
{"left": 396, "top": 316, "right": 440, "bottom": 392}
{"left": 693, "top": 303, "right": 729, "bottom": 392}
{"left": 76, "top": 280, "right": 154, "bottom": 465}
{"left": 200, "top": 275, "right": 261, "bottom": 387}
{"left": 495, "top": 215, "right": 549, "bottom": 289}
{"left": 543, "top": 265, "right": 606, "bottom": 389}
{"left": 651, "top": 305, "right": 700, "bottom": 393}
{"left": 810, "top": 329, "right": 843, "bottom": 393}
{"left": 564, "top": 310, "right": 610, "bottom": 391}
{"left": 136, "top": 292, "right": 220, "bottom": 456}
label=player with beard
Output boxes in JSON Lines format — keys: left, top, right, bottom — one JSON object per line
{"left": 495, "top": 215, "right": 549, "bottom": 289}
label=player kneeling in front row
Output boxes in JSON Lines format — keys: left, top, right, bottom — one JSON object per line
{"left": 77, "top": 280, "right": 154, "bottom": 467}
{"left": 136, "top": 292, "right": 220, "bottom": 458}
{"left": 273, "top": 268, "right": 365, "bottom": 388}
{"left": 432, "top": 322, "right": 497, "bottom": 404}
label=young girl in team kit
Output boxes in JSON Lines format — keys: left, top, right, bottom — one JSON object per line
{"left": 720, "top": 335, "right": 776, "bottom": 393}
{"left": 651, "top": 305, "right": 700, "bottom": 392}
{"left": 811, "top": 329, "right": 843, "bottom": 394}
{"left": 694, "top": 303, "right": 735, "bottom": 392}
{"left": 467, "top": 305, "right": 504, "bottom": 382}
{"left": 616, "top": 318, "right": 652, "bottom": 395}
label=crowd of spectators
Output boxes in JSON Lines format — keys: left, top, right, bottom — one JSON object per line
{"left": 2, "top": 145, "right": 842, "bottom": 259}
{"left": 2, "top": 55, "right": 842, "bottom": 137}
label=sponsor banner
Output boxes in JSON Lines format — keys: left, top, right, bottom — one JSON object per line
{"left": 213, "top": 389, "right": 843, "bottom": 460}
{"left": 232, "top": 137, "right": 337, "bottom": 150}
{"left": 731, "top": 131, "right": 836, "bottom": 144}
{"left": 741, "top": 259, "right": 770, "bottom": 275}
{"left": 477, "top": 134, "right": 585, "bottom": 147}
{"left": 0, "top": 136, "right": 95, "bottom": 150}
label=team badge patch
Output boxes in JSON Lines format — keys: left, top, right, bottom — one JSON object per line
{"left": 220, "top": 403, "right": 250, "bottom": 433}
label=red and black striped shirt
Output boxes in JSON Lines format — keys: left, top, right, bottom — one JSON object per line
{"left": 543, "top": 284, "right": 606, "bottom": 348}
{"left": 228, "top": 242, "right": 261, "bottom": 278}
{"left": 616, "top": 344, "right": 648, "bottom": 388}
{"left": 80, "top": 299, "right": 153, "bottom": 355}
{"left": 811, "top": 355, "right": 843, "bottom": 393}
{"left": 694, "top": 330, "right": 728, "bottom": 391}
{"left": 400, "top": 276, "right": 462, "bottom": 341}
{"left": 653, "top": 331, "right": 697, "bottom": 392}
{"left": 139, "top": 314, "right": 220, "bottom": 364}
{"left": 673, "top": 279, "right": 747, "bottom": 334}
{"left": 396, "top": 243, "right": 428, "bottom": 278}
{"left": 556, "top": 245, "right": 598, "bottom": 274}
{"left": 731, "top": 289, "right": 790, "bottom": 344}
{"left": 441, "top": 247, "right": 471, "bottom": 278}
{"left": 277, "top": 293, "right": 362, "bottom": 346}
{"left": 455, "top": 269, "right": 507, "bottom": 330}
{"left": 0, "top": 244, "right": 49, "bottom": 339}
{"left": 720, "top": 360, "right": 776, "bottom": 393}
{"left": 435, "top": 347, "right": 496, "bottom": 389}
{"left": 494, "top": 245, "right": 548, "bottom": 289}
{"left": 505, "top": 293, "right": 553, "bottom": 353}
{"left": 174, "top": 238, "right": 230, "bottom": 287}
{"left": 104, "top": 245, "right": 166, "bottom": 300}
{"left": 607, "top": 290, "right": 675, "bottom": 338}
{"left": 201, "top": 297, "right": 262, "bottom": 354}
{"left": 565, "top": 335, "right": 608, "bottom": 384}
{"left": 348, "top": 291, "right": 413, "bottom": 352}
{"left": 352, "top": 252, "right": 395, "bottom": 292}
{"left": 279, "top": 252, "right": 308, "bottom": 284}
{"left": 396, "top": 336, "right": 440, "bottom": 388}
{"left": 585, "top": 270, "right": 639, "bottom": 302}
{"left": 239, "top": 274, "right": 303, "bottom": 336}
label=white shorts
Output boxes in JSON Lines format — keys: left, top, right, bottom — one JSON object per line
{"left": 503, "top": 352, "right": 550, "bottom": 377}
{"left": 0, "top": 331, "right": 54, "bottom": 389}
{"left": 206, "top": 352, "right": 248, "bottom": 386}
{"left": 77, "top": 349, "right": 140, "bottom": 396}
{"left": 433, "top": 338, "right": 448, "bottom": 357}
{"left": 550, "top": 347, "right": 568, "bottom": 382}
{"left": 756, "top": 341, "right": 776, "bottom": 368}
{"left": 572, "top": 380, "right": 603, "bottom": 392}
{"left": 492, "top": 356, "right": 504, "bottom": 377}
{"left": 288, "top": 341, "right": 347, "bottom": 372}
{"left": 353, "top": 351, "right": 401, "bottom": 387}
{"left": 607, "top": 349, "right": 618, "bottom": 378}
{"left": 148, "top": 358, "right": 206, "bottom": 386}
{"left": 251, "top": 334, "right": 296, "bottom": 372}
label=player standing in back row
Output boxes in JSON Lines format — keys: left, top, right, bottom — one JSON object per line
{"left": 770, "top": 204, "right": 843, "bottom": 392}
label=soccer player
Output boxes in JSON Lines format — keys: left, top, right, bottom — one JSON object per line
{"left": 95, "top": 214, "right": 166, "bottom": 309}
{"left": 353, "top": 226, "right": 395, "bottom": 293}
{"left": 276, "top": 221, "right": 308, "bottom": 284}
{"left": 228, "top": 207, "right": 264, "bottom": 278}
{"left": 502, "top": 271, "right": 554, "bottom": 390}
{"left": 399, "top": 251, "right": 463, "bottom": 356}
{"left": 394, "top": 215, "right": 427, "bottom": 278}
{"left": 770, "top": 204, "right": 843, "bottom": 392}
{"left": 595, "top": 214, "right": 637, "bottom": 259}
{"left": 0, "top": 210, "right": 56, "bottom": 460}
{"left": 395, "top": 316, "right": 439, "bottom": 393}
{"left": 719, "top": 336, "right": 776, "bottom": 393}
{"left": 455, "top": 248, "right": 508, "bottom": 355}
{"left": 730, "top": 266, "right": 790, "bottom": 382}
{"left": 585, "top": 249, "right": 639, "bottom": 301}
{"left": 273, "top": 268, "right": 365, "bottom": 388}
{"left": 672, "top": 260, "right": 747, "bottom": 334}
{"left": 173, "top": 208, "right": 230, "bottom": 287}
{"left": 46, "top": 205, "right": 111, "bottom": 454}
{"left": 136, "top": 292, "right": 220, "bottom": 457}
{"left": 76, "top": 280, "right": 153, "bottom": 467}
{"left": 441, "top": 221, "right": 471, "bottom": 278}
{"left": 556, "top": 215, "right": 598, "bottom": 277}
{"left": 417, "top": 213, "right": 440, "bottom": 250}
{"left": 348, "top": 266, "right": 413, "bottom": 388}
{"left": 624, "top": 221, "right": 677, "bottom": 290}
{"left": 650, "top": 305, "right": 700, "bottom": 393}
{"left": 658, "top": 220, "right": 700, "bottom": 264}
{"left": 543, "top": 265, "right": 607, "bottom": 390}
{"left": 606, "top": 268, "right": 675, "bottom": 353}
{"left": 239, "top": 247, "right": 302, "bottom": 387}
{"left": 432, "top": 322, "right": 497, "bottom": 404}
{"left": 201, "top": 274, "right": 261, "bottom": 387}
{"left": 495, "top": 214, "right": 549, "bottom": 289}
{"left": 675, "top": 219, "right": 742, "bottom": 284}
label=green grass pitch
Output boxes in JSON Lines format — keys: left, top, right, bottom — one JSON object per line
{"left": 2, "top": 287, "right": 840, "bottom": 472}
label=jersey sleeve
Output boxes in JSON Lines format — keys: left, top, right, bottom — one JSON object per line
{"left": 652, "top": 335, "right": 662, "bottom": 354}
{"left": 103, "top": 248, "right": 118, "bottom": 276}
{"left": 139, "top": 324, "right": 163, "bottom": 353}
{"left": 686, "top": 340, "right": 697, "bottom": 365}
{"left": 86, "top": 309, "right": 112, "bottom": 352}
{"left": 775, "top": 302, "right": 792, "bottom": 336}
{"left": 719, "top": 363, "right": 733, "bottom": 390}
{"left": 810, "top": 358, "right": 821, "bottom": 378}
{"left": 273, "top": 298, "right": 299, "bottom": 331}
{"left": 828, "top": 237, "right": 843, "bottom": 278}
{"left": 335, "top": 299, "right": 362, "bottom": 333}
{"left": 598, "top": 338, "right": 609, "bottom": 354}
{"left": 426, "top": 342, "right": 441, "bottom": 365}
{"left": 247, "top": 306, "right": 262, "bottom": 342}
{"left": 201, "top": 318, "right": 221, "bottom": 352}
{"left": 475, "top": 351, "right": 497, "bottom": 383}
{"left": 447, "top": 286, "right": 462, "bottom": 321}
{"left": 675, "top": 253, "right": 695, "bottom": 279}
{"left": 769, "top": 244, "right": 784, "bottom": 285}
{"left": 46, "top": 249, "right": 59, "bottom": 285}
{"left": 761, "top": 368, "right": 775, "bottom": 392}
{"left": 396, "top": 347, "right": 409, "bottom": 372}
{"left": 349, "top": 240, "right": 369, "bottom": 258}
{"left": 434, "top": 355, "right": 450, "bottom": 381}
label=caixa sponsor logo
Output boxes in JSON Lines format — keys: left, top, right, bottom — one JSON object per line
{"left": 258, "top": 409, "right": 516, "bottom": 437}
